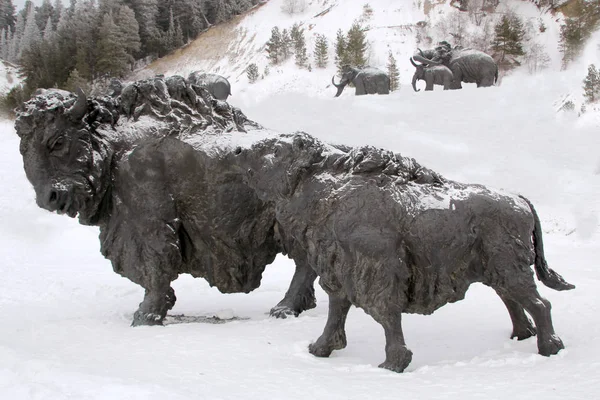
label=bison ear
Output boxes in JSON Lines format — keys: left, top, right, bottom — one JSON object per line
{"left": 67, "top": 87, "right": 88, "bottom": 122}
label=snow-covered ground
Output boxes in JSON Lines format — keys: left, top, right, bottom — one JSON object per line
{"left": 2, "top": 0, "right": 600, "bottom": 397}
{"left": 1, "top": 35, "right": 600, "bottom": 397}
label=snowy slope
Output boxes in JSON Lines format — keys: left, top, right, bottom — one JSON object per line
{"left": 1, "top": 33, "right": 600, "bottom": 398}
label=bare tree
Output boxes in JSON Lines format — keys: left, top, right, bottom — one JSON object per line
{"left": 434, "top": 11, "right": 468, "bottom": 46}
{"left": 281, "top": 0, "right": 307, "bottom": 15}
{"left": 524, "top": 42, "right": 551, "bottom": 74}
{"left": 467, "top": 0, "right": 486, "bottom": 27}
{"left": 468, "top": 18, "right": 494, "bottom": 52}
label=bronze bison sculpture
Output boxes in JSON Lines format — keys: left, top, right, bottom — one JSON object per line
{"left": 15, "top": 78, "right": 574, "bottom": 373}
{"left": 15, "top": 77, "right": 318, "bottom": 325}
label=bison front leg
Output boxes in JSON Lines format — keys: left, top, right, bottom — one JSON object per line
{"left": 270, "top": 256, "right": 317, "bottom": 318}
{"left": 375, "top": 314, "right": 413, "bottom": 373}
{"left": 308, "top": 293, "right": 351, "bottom": 357}
{"left": 133, "top": 284, "right": 177, "bottom": 326}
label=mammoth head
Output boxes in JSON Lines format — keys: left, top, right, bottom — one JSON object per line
{"left": 15, "top": 89, "right": 112, "bottom": 225}
{"left": 332, "top": 65, "right": 359, "bottom": 97}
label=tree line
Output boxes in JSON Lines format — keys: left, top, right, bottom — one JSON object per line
{"left": 0, "top": 0, "right": 259, "bottom": 100}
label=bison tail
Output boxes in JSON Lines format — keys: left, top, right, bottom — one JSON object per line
{"left": 520, "top": 195, "right": 575, "bottom": 291}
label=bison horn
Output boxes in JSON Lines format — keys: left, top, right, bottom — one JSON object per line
{"left": 67, "top": 87, "right": 88, "bottom": 121}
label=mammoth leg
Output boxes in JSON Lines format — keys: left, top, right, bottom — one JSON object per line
{"left": 495, "top": 290, "right": 536, "bottom": 340}
{"left": 132, "top": 282, "right": 177, "bottom": 326}
{"left": 270, "top": 255, "right": 318, "bottom": 318}
{"left": 451, "top": 69, "right": 463, "bottom": 89}
{"left": 354, "top": 79, "right": 366, "bottom": 95}
{"left": 425, "top": 76, "right": 434, "bottom": 91}
{"left": 308, "top": 293, "right": 352, "bottom": 357}
{"left": 478, "top": 75, "right": 495, "bottom": 87}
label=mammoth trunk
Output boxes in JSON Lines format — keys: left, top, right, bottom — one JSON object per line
{"left": 332, "top": 76, "right": 348, "bottom": 97}
{"left": 412, "top": 74, "right": 419, "bottom": 92}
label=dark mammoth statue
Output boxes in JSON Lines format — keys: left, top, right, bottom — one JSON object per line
{"left": 331, "top": 65, "right": 390, "bottom": 97}
{"left": 414, "top": 41, "right": 498, "bottom": 89}
{"left": 15, "top": 76, "right": 318, "bottom": 326}
{"left": 188, "top": 71, "right": 232, "bottom": 101}
{"left": 15, "top": 79, "right": 575, "bottom": 372}
{"left": 410, "top": 57, "right": 453, "bottom": 91}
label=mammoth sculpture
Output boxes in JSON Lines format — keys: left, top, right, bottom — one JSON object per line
{"left": 16, "top": 79, "right": 575, "bottom": 372}
{"left": 14, "top": 76, "right": 318, "bottom": 326}
{"left": 414, "top": 41, "right": 498, "bottom": 89}
{"left": 410, "top": 57, "right": 453, "bottom": 91}
{"left": 332, "top": 65, "right": 390, "bottom": 97}
{"left": 188, "top": 71, "right": 232, "bottom": 101}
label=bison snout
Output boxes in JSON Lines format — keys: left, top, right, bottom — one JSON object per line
{"left": 37, "top": 186, "right": 72, "bottom": 214}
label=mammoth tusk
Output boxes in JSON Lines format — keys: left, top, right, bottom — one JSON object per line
{"left": 67, "top": 87, "right": 88, "bottom": 121}
{"left": 331, "top": 76, "right": 341, "bottom": 88}
{"left": 413, "top": 54, "right": 441, "bottom": 66}
{"left": 417, "top": 48, "right": 425, "bottom": 57}
{"left": 410, "top": 57, "right": 419, "bottom": 68}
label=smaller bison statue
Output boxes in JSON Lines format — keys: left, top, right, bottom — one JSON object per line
{"left": 229, "top": 133, "right": 575, "bottom": 372}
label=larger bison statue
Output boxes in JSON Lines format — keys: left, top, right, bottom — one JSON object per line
{"left": 15, "top": 77, "right": 574, "bottom": 373}
{"left": 15, "top": 76, "right": 318, "bottom": 326}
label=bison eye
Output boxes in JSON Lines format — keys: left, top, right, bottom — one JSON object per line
{"left": 49, "top": 136, "right": 66, "bottom": 153}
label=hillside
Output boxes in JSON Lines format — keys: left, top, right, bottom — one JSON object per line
{"left": 134, "top": 0, "right": 591, "bottom": 103}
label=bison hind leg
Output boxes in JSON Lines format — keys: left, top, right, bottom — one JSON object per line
{"left": 494, "top": 283, "right": 564, "bottom": 356}
{"left": 495, "top": 291, "right": 537, "bottom": 340}
{"left": 308, "top": 294, "right": 351, "bottom": 357}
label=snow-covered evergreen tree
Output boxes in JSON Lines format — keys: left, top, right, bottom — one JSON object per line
{"left": 583, "top": 64, "right": 600, "bottom": 103}
{"left": 96, "top": 12, "right": 129, "bottom": 77}
{"left": 246, "top": 62, "right": 259, "bottom": 83}
{"left": 334, "top": 29, "right": 350, "bottom": 76}
{"left": 491, "top": 14, "right": 525, "bottom": 62}
{"left": 266, "top": 26, "right": 282, "bottom": 64}
{"left": 19, "top": 2, "right": 41, "bottom": 60}
{"left": 346, "top": 21, "right": 367, "bottom": 67}
{"left": 115, "top": 4, "right": 141, "bottom": 69}
{"left": 387, "top": 51, "right": 400, "bottom": 91}
{"left": 313, "top": 33, "right": 328, "bottom": 68}
{"left": 280, "top": 28, "right": 291, "bottom": 60}
{"left": 290, "top": 24, "right": 307, "bottom": 68}
{"left": 0, "top": 0, "right": 16, "bottom": 32}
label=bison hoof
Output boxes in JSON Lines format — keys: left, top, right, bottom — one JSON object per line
{"left": 378, "top": 346, "right": 413, "bottom": 373}
{"left": 269, "top": 305, "right": 299, "bottom": 319}
{"left": 131, "top": 311, "right": 165, "bottom": 327}
{"left": 308, "top": 331, "right": 347, "bottom": 358}
{"left": 511, "top": 325, "right": 537, "bottom": 341}
{"left": 538, "top": 335, "right": 564, "bottom": 356}
{"left": 308, "top": 342, "right": 334, "bottom": 358}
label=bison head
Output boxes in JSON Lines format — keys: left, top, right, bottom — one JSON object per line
{"left": 15, "top": 89, "right": 114, "bottom": 225}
